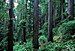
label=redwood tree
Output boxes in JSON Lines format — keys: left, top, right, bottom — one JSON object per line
{"left": 61, "top": 0, "right": 65, "bottom": 20}
{"left": 48, "top": 0, "right": 53, "bottom": 42}
{"left": 22, "top": 22, "right": 26, "bottom": 42}
{"left": 7, "top": 0, "right": 14, "bottom": 51}
{"left": 67, "top": 0, "right": 74, "bottom": 20}
{"left": 32, "top": 0, "right": 39, "bottom": 51}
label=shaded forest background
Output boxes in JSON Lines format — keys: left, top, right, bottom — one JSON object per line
{"left": 0, "top": 0, "right": 75, "bottom": 51}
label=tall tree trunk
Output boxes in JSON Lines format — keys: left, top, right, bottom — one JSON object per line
{"left": 53, "top": 2, "right": 56, "bottom": 27}
{"left": 48, "top": 0, "right": 53, "bottom": 42}
{"left": 7, "top": 0, "right": 14, "bottom": 51}
{"left": 32, "top": 0, "right": 39, "bottom": 51}
{"left": 61, "top": 0, "right": 65, "bottom": 20}
{"left": 25, "top": 0, "right": 27, "bottom": 18}
{"left": 22, "top": 22, "right": 26, "bottom": 42}
{"left": 67, "top": 0, "right": 74, "bottom": 20}
{"left": 28, "top": 0, "right": 32, "bottom": 33}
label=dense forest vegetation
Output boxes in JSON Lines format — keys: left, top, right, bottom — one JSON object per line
{"left": 0, "top": 0, "right": 75, "bottom": 51}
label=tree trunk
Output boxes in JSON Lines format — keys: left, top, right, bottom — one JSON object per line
{"left": 28, "top": 0, "right": 32, "bottom": 33}
{"left": 32, "top": 0, "right": 39, "bottom": 50}
{"left": 7, "top": 0, "right": 14, "bottom": 51}
{"left": 67, "top": 0, "right": 74, "bottom": 20}
{"left": 48, "top": 0, "right": 53, "bottom": 42}
{"left": 53, "top": 2, "right": 56, "bottom": 27}
{"left": 22, "top": 22, "right": 26, "bottom": 42}
{"left": 61, "top": 0, "right": 65, "bottom": 20}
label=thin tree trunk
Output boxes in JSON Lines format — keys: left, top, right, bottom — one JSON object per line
{"left": 28, "top": 0, "right": 32, "bottom": 33}
{"left": 53, "top": 2, "right": 56, "bottom": 27}
{"left": 48, "top": 0, "right": 53, "bottom": 42}
{"left": 67, "top": 0, "right": 74, "bottom": 20}
{"left": 32, "top": 0, "right": 39, "bottom": 50}
{"left": 22, "top": 22, "right": 26, "bottom": 42}
{"left": 61, "top": 0, "right": 65, "bottom": 20}
{"left": 7, "top": 0, "right": 14, "bottom": 51}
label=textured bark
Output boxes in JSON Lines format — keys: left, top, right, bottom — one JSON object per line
{"left": 25, "top": 0, "right": 27, "bottom": 18}
{"left": 7, "top": 20, "right": 13, "bottom": 51}
{"left": 45, "top": 13, "right": 48, "bottom": 22}
{"left": 67, "top": 0, "right": 74, "bottom": 20}
{"left": 61, "top": 0, "right": 65, "bottom": 20}
{"left": 48, "top": 0, "right": 53, "bottom": 42}
{"left": 22, "top": 22, "right": 26, "bottom": 42}
{"left": 53, "top": 2, "right": 56, "bottom": 27}
{"left": 7, "top": 0, "right": 14, "bottom": 51}
{"left": 32, "top": 0, "right": 39, "bottom": 50}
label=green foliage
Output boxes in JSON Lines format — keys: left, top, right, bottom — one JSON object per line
{"left": 0, "top": 0, "right": 8, "bottom": 20}
{"left": 58, "top": 20, "right": 75, "bottom": 34}
{"left": 53, "top": 19, "right": 69, "bottom": 35}
{"left": 53, "top": 36, "right": 61, "bottom": 42}
{"left": 0, "top": 37, "right": 7, "bottom": 50}
{"left": 39, "top": 40, "right": 75, "bottom": 51}
{"left": 39, "top": 35, "right": 47, "bottom": 45}
{"left": 13, "top": 41, "right": 33, "bottom": 51}
{"left": 16, "top": 0, "right": 33, "bottom": 36}
{"left": 18, "top": 19, "right": 26, "bottom": 27}
{"left": 53, "top": 20, "right": 75, "bottom": 41}
{"left": 39, "top": 22, "right": 48, "bottom": 35}
{"left": 0, "top": 1, "right": 8, "bottom": 50}
{"left": 0, "top": 0, "right": 75, "bottom": 51}
{"left": 14, "top": 43, "right": 25, "bottom": 51}
{"left": 39, "top": 0, "right": 48, "bottom": 15}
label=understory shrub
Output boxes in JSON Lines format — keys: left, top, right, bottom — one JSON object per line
{"left": 39, "top": 35, "right": 47, "bottom": 45}
{"left": 13, "top": 40, "right": 75, "bottom": 51}
{"left": 13, "top": 41, "right": 33, "bottom": 51}
{"left": 53, "top": 20, "right": 75, "bottom": 42}
{"left": 39, "top": 22, "right": 48, "bottom": 36}
{"left": 39, "top": 40, "right": 75, "bottom": 51}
